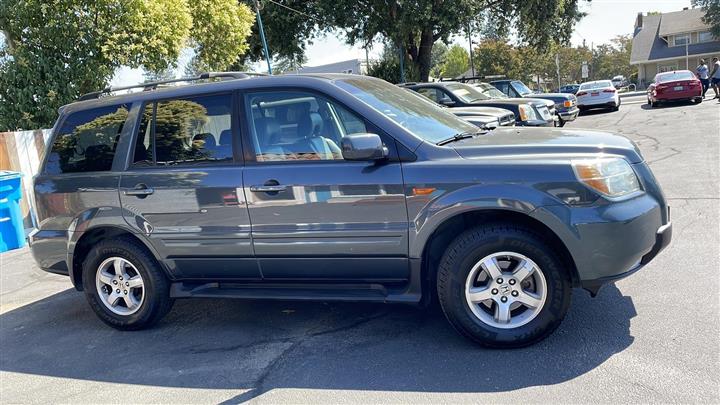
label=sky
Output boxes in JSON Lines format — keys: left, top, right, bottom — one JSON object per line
{"left": 113, "top": 0, "right": 694, "bottom": 85}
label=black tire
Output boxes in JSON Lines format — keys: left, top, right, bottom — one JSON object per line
{"left": 436, "top": 224, "right": 571, "bottom": 348}
{"left": 82, "top": 237, "right": 173, "bottom": 330}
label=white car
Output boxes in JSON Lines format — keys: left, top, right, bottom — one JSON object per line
{"left": 576, "top": 80, "right": 621, "bottom": 112}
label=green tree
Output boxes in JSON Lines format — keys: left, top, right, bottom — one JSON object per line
{"left": 0, "top": 0, "right": 254, "bottom": 131}
{"left": 591, "top": 35, "right": 633, "bottom": 82}
{"left": 429, "top": 41, "right": 449, "bottom": 78}
{"left": 440, "top": 45, "right": 470, "bottom": 78}
{"left": 692, "top": 0, "right": 720, "bottom": 37}
{"left": 144, "top": 66, "right": 177, "bottom": 83}
{"left": 318, "top": 0, "right": 586, "bottom": 81}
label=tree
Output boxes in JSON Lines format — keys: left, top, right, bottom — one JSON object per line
{"left": 0, "top": 0, "right": 254, "bottom": 131}
{"left": 591, "top": 35, "right": 633, "bottom": 82}
{"left": 237, "top": 0, "right": 328, "bottom": 66}
{"left": 144, "top": 67, "right": 177, "bottom": 83}
{"left": 692, "top": 0, "right": 720, "bottom": 37}
{"left": 429, "top": 41, "right": 449, "bottom": 78}
{"left": 318, "top": 0, "right": 586, "bottom": 82}
{"left": 440, "top": 45, "right": 469, "bottom": 78}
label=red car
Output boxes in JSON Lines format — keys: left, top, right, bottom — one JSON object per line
{"left": 647, "top": 70, "right": 703, "bottom": 107}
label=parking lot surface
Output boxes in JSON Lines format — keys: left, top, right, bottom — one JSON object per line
{"left": 1, "top": 99, "right": 718, "bottom": 404}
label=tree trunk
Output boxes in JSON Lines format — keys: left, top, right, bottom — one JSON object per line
{"left": 414, "top": 27, "right": 434, "bottom": 82}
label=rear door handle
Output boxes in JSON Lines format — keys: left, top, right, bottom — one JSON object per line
{"left": 250, "top": 184, "right": 287, "bottom": 193}
{"left": 124, "top": 184, "right": 154, "bottom": 197}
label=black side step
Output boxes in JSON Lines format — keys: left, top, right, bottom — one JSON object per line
{"left": 170, "top": 282, "right": 419, "bottom": 304}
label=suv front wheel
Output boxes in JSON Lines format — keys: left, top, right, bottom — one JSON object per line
{"left": 82, "top": 237, "right": 173, "bottom": 330}
{"left": 437, "top": 224, "right": 571, "bottom": 348}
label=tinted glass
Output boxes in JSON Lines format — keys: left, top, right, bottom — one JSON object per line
{"left": 335, "top": 78, "right": 477, "bottom": 144}
{"left": 133, "top": 104, "right": 154, "bottom": 165}
{"left": 245, "top": 91, "right": 366, "bottom": 162}
{"left": 513, "top": 81, "right": 533, "bottom": 96}
{"left": 476, "top": 83, "right": 508, "bottom": 98}
{"left": 579, "top": 81, "right": 613, "bottom": 90}
{"left": 142, "top": 94, "right": 233, "bottom": 166}
{"left": 657, "top": 71, "right": 696, "bottom": 83}
{"left": 45, "top": 104, "right": 129, "bottom": 174}
{"left": 445, "top": 83, "right": 491, "bottom": 102}
{"left": 416, "top": 87, "right": 441, "bottom": 103}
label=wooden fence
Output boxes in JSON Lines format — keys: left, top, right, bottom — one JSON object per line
{"left": 0, "top": 129, "right": 52, "bottom": 230}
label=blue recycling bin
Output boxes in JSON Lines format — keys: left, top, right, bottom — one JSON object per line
{"left": 0, "top": 171, "right": 26, "bottom": 252}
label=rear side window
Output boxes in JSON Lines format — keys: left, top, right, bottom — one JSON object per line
{"left": 45, "top": 104, "right": 129, "bottom": 174}
{"left": 133, "top": 94, "right": 233, "bottom": 166}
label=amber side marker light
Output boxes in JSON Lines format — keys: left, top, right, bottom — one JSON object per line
{"left": 412, "top": 187, "right": 436, "bottom": 196}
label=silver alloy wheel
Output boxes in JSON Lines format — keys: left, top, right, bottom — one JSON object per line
{"left": 95, "top": 257, "right": 145, "bottom": 316}
{"left": 464, "top": 251, "right": 547, "bottom": 329}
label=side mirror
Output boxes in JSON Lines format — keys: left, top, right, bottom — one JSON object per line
{"left": 341, "top": 133, "right": 389, "bottom": 161}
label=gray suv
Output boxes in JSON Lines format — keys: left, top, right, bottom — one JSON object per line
{"left": 28, "top": 73, "right": 672, "bottom": 348}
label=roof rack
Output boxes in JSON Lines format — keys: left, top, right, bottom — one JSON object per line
{"left": 78, "top": 72, "right": 264, "bottom": 101}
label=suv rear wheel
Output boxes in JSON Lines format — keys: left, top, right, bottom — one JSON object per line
{"left": 82, "top": 237, "right": 173, "bottom": 330}
{"left": 437, "top": 224, "right": 571, "bottom": 348}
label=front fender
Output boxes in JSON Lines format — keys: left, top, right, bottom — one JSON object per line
{"left": 408, "top": 183, "right": 560, "bottom": 258}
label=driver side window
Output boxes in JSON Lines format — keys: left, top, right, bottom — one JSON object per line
{"left": 245, "top": 91, "right": 367, "bottom": 162}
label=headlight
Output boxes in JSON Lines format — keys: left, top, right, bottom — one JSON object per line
{"left": 563, "top": 100, "right": 572, "bottom": 108}
{"left": 518, "top": 104, "right": 537, "bottom": 121}
{"left": 571, "top": 157, "right": 641, "bottom": 198}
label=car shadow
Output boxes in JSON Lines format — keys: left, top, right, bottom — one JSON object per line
{"left": 640, "top": 99, "right": 700, "bottom": 110}
{"left": 0, "top": 284, "right": 636, "bottom": 400}
{"left": 578, "top": 108, "right": 617, "bottom": 116}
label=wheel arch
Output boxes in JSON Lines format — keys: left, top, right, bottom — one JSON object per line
{"left": 68, "top": 225, "right": 167, "bottom": 291}
{"left": 418, "top": 209, "right": 580, "bottom": 302}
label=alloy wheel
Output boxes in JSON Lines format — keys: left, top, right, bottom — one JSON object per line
{"left": 464, "top": 251, "right": 548, "bottom": 329}
{"left": 95, "top": 257, "right": 145, "bottom": 316}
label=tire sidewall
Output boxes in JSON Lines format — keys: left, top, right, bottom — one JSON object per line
{"left": 82, "top": 240, "right": 166, "bottom": 328}
{"left": 438, "top": 226, "right": 571, "bottom": 347}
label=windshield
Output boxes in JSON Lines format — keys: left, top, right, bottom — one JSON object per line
{"left": 657, "top": 71, "right": 695, "bottom": 83}
{"left": 335, "top": 78, "right": 478, "bottom": 144}
{"left": 474, "top": 83, "right": 508, "bottom": 99}
{"left": 445, "top": 83, "right": 491, "bottom": 103}
{"left": 580, "top": 81, "right": 613, "bottom": 90}
{"left": 513, "top": 81, "right": 533, "bottom": 96}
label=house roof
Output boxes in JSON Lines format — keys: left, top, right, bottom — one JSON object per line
{"left": 658, "top": 8, "right": 707, "bottom": 36}
{"left": 630, "top": 10, "right": 720, "bottom": 64}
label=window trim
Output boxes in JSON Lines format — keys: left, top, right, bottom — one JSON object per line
{"left": 42, "top": 103, "right": 131, "bottom": 175}
{"left": 672, "top": 33, "right": 691, "bottom": 47}
{"left": 125, "top": 91, "right": 241, "bottom": 171}
{"left": 238, "top": 87, "right": 400, "bottom": 166}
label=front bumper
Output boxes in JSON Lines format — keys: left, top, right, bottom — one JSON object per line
{"left": 558, "top": 107, "right": 579, "bottom": 122}
{"left": 580, "top": 221, "right": 672, "bottom": 295}
{"left": 531, "top": 191, "right": 671, "bottom": 294}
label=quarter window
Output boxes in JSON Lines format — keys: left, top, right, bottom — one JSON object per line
{"left": 245, "top": 91, "right": 368, "bottom": 162}
{"left": 132, "top": 94, "right": 233, "bottom": 166}
{"left": 45, "top": 104, "right": 129, "bottom": 174}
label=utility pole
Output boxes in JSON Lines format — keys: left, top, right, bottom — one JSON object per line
{"left": 399, "top": 45, "right": 405, "bottom": 83}
{"left": 253, "top": 0, "right": 272, "bottom": 75}
{"left": 468, "top": 23, "right": 475, "bottom": 77}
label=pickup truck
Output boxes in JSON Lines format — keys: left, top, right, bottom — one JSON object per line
{"left": 490, "top": 79, "right": 579, "bottom": 127}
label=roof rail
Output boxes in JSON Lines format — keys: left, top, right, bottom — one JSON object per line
{"left": 78, "top": 72, "right": 263, "bottom": 101}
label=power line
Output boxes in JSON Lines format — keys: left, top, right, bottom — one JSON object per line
{"left": 263, "top": 0, "right": 324, "bottom": 23}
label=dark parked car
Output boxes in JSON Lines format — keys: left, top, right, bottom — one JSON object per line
{"left": 403, "top": 82, "right": 555, "bottom": 127}
{"left": 490, "top": 79, "right": 579, "bottom": 127}
{"left": 647, "top": 70, "right": 703, "bottom": 107}
{"left": 559, "top": 84, "right": 580, "bottom": 94}
{"left": 448, "top": 106, "right": 515, "bottom": 128}
{"left": 29, "top": 73, "right": 671, "bottom": 348}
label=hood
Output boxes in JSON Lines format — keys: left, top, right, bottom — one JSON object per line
{"left": 523, "top": 97, "right": 555, "bottom": 107}
{"left": 526, "top": 93, "right": 573, "bottom": 103}
{"left": 451, "top": 106, "right": 513, "bottom": 118}
{"left": 468, "top": 98, "right": 534, "bottom": 107}
{"left": 450, "top": 127, "right": 644, "bottom": 163}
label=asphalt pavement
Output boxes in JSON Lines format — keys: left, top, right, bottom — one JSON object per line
{"left": 1, "top": 97, "right": 718, "bottom": 404}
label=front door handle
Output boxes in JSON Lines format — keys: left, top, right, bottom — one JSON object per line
{"left": 250, "top": 184, "right": 287, "bottom": 193}
{"left": 124, "top": 184, "right": 154, "bottom": 197}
